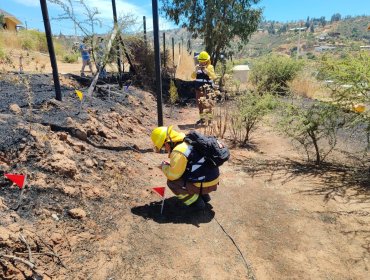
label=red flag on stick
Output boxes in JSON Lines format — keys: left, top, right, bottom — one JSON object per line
{"left": 4, "top": 174, "right": 27, "bottom": 189}
{"left": 152, "top": 187, "right": 166, "bottom": 215}
{"left": 152, "top": 187, "right": 165, "bottom": 197}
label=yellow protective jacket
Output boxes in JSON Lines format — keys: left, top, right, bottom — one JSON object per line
{"left": 162, "top": 142, "right": 219, "bottom": 188}
{"left": 191, "top": 64, "right": 217, "bottom": 81}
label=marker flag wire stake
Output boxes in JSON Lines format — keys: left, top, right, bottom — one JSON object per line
{"left": 152, "top": 187, "right": 166, "bottom": 215}
{"left": 4, "top": 174, "right": 27, "bottom": 210}
{"left": 4, "top": 174, "right": 27, "bottom": 190}
{"left": 75, "top": 89, "right": 84, "bottom": 101}
{"left": 75, "top": 89, "right": 84, "bottom": 114}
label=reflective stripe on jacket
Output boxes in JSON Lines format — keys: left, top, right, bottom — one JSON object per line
{"left": 191, "top": 64, "right": 216, "bottom": 81}
{"left": 162, "top": 142, "right": 219, "bottom": 187}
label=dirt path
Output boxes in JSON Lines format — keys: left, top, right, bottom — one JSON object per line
{"left": 86, "top": 107, "right": 369, "bottom": 280}
{"left": 0, "top": 73, "right": 368, "bottom": 279}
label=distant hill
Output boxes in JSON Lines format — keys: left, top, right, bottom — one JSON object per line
{"left": 146, "top": 15, "right": 370, "bottom": 60}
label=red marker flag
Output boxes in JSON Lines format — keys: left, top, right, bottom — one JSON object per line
{"left": 4, "top": 174, "right": 27, "bottom": 189}
{"left": 152, "top": 187, "right": 165, "bottom": 197}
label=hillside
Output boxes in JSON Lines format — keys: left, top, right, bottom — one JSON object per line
{"left": 0, "top": 12, "right": 370, "bottom": 280}
{"left": 0, "top": 71, "right": 369, "bottom": 279}
{"left": 155, "top": 15, "right": 370, "bottom": 60}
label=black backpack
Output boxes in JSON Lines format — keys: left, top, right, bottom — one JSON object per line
{"left": 184, "top": 131, "right": 230, "bottom": 167}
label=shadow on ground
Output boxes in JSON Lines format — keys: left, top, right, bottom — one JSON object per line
{"left": 131, "top": 197, "right": 215, "bottom": 227}
{"left": 178, "top": 123, "right": 197, "bottom": 130}
{"left": 232, "top": 156, "right": 370, "bottom": 203}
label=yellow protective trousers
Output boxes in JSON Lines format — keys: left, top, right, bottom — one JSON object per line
{"left": 167, "top": 178, "right": 218, "bottom": 206}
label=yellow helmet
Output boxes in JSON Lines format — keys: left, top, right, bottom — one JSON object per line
{"left": 151, "top": 126, "right": 185, "bottom": 150}
{"left": 198, "top": 51, "right": 210, "bottom": 62}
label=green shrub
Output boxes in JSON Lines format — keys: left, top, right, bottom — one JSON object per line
{"left": 231, "top": 91, "right": 277, "bottom": 144}
{"left": 63, "top": 53, "right": 79, "bottom": 63}
{"left": 278, "top": 101, "right": 345, "bottom": 165}
{"left": 20, "top": 35, "right": 36, "bottom": 50}
{"left": 0, "top": 43, "right": 5, "bottom": 60}
{"left": 250, "top": 54, "right": 304, "bottom": 94}
{"left": 318, "top": 52, "right": 370, "bottom": 152}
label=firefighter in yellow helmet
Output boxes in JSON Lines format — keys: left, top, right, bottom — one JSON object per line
{"left": 191, "top": 51, "right": 217, "bottom": 125}
{"left": 151, "top": 126, "right": 219, "bottom": 210}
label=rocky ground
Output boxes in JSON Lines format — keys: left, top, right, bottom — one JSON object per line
{"left": 0, "top": 73, "right": 160, "bottom": 279}
{"left": 0, "top": 73, "right": 369, "bottom": 280}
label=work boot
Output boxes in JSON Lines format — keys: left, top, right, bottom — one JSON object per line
{"left": 201, "top": 194, "right": 211, "bottom": 203}
{"left": 191, "top": 197, "right": 206, "bottom": 210}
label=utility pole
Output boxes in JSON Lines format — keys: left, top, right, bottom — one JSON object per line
{"left": 111, "top": 0, "right": 123, "bottom": 89}
{"left": 297, "top": 22, "right": 302, "bottom": 59}
{"left": 40, "top": 0, "right": 62, "bottom": 101}
{"left": 152, "top": 0, "right": 163, "bottom": 126}
{"left": 163, "top": 32, "right": 166, "bottom": 68}
{"left": 143, "top": 16, "right": 147, "bottom": 49}
{"left": 172, "top": 37, "right": 175, "bottom": 66}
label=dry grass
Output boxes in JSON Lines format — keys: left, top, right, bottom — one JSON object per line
{"left": 175, "top": 49, "right": 196, "bottom": 80}
{"left": 0, "top": 30, "right": 22, "bottom": 50}
{"left": 289, "top": 72, "right": 328, "bottom": 99}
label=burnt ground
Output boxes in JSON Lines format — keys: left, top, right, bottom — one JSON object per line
{"left": 0, "top": 73, "right": 369, "bottom": 280}
{"left": 0, "top": 73, "right": 160, "bottom": 279}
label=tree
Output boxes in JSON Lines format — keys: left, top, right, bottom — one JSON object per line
{"left": 278, "top": 101, "right": 344, "bottom": 165}
{"left": 161, "top": 0, "right": 262, "bottom": 67}
{"left": 250, "top": 54, "right": 303, "bottom": 94}
{"left": 267, "top": 22, "right": 275, "bottom": 34}
{"left": 305, "top": 16, "right": 310, "bottom": 29}
{"left": 278, "top": 24, "right": 288, "bottom": 34}
{"left": 318, "top": 52, "right": 370, "bottom": 151}
{"left": 330, "top": 13, "right": 341, "bottom": 23}
{"left": 320, "top": 16, "right": 326, "bottom": 27}
{"left": 0, "top": 14, "right": 4, "bottom": 28}
{"left": 231, "top": 92, "right": 277, "bottom": 144}
{"left": 310, "top": 23, "right": 315, "bottom": 33}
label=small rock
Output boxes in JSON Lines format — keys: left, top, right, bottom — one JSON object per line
{"left": 54, "top": 144, "right": 66, "bottom": 154}
{"left": 9, "top": 104, "right": 22, "bottom": 114}
{"left": 50, "top": 232, "right": 63, "bottom": 244}
{"left": 62, "top": 186, "right": 77, "bottom": 196}
{"left": 74, "top": 129, "right": 88, "bottom": 141}
{"left": 57, "top": 132, "right": 68, "bottom": 141}
{"left": 84, "top": 158, "right": 95, "bottom": 168}
{"left": 52, "top": 213, "right": 59, "bottom": 221}
{"left": 65, "top": 117, "right": 75, "bottom": 126}
{"left": 68, "top": 208, "right": 86, "bottom": 219}
{"left": 0, "top": 197, "right": 8, "bottom": 211}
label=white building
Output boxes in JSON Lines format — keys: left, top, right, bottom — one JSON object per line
{"left": 232, "top": 65, "right": 250, "bottom": 83}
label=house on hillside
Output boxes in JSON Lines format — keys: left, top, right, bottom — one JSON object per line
{"left": 314, "top": 45, "right": 336, "bottom": 52}
{"left": 0, "top": 9, "right": 22, "bottom": 31}
{"left": 289, "top": 27, "right": 307, "bottom": 32}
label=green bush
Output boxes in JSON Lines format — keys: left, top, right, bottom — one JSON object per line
{"left": 230, "top": 91, "right": 277, "bottom": 144}
{"left": 63, "top": 53, "right": 79, "bottom": 63}
{"left": 278, "top": 101, "right": 345, "bottom": 165}
{"left": 0, "top": 43, "right": 5, "bottom": 60}
{"left": 250, "top": 54, "right": 304, "bottom": 94}
{"left": 318, "top": 52, "right": 370, "bottom": 152}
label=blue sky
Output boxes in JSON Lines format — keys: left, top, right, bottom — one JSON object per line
{"left": 259, "top": 0, "right": 370, "bottom": 22}
{"left": 1, "top": 0, "right": 369, "bottom": 35}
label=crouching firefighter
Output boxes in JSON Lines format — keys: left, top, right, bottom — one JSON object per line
{"left": 151, "top": 126, "right": 221, "bottom": 210}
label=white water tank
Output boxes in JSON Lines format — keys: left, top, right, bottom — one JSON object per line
{"left": 232, "top": 65, "right": 250, "bottom": 83}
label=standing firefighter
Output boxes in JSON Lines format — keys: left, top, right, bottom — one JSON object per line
{"left": 79, "top": 38, "right": 94, "bottom": 76}
{"left": 191, "top": 51, "right": 217, "bottom": 124}
{"left": 151, "top": 126, "right": 229, "bottom": 210}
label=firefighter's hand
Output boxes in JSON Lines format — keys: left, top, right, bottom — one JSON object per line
{"left": 159, "top": 161, "right": 169, "bottom": 169}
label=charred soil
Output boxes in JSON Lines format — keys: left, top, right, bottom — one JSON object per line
{"left": 0, "top": 73, "right": 369, "bottom": 280}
